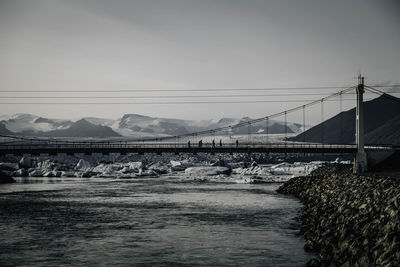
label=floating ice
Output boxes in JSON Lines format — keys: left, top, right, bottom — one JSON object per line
{"left": 19, "top": 156, "right": 33, "bottom": 169}
{"left": 185, "top": 166, "right": 232, "bottom": 176}
{"left": 74, "top": 159, "right": 91, "bottom": 171}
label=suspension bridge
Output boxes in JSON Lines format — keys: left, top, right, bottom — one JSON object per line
{"left": 0, "top": 76, "right": 398, "bottom": 173}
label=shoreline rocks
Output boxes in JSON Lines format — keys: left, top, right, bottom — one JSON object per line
{"left": 278, "top": 165, "right": 400, "bottom": 266}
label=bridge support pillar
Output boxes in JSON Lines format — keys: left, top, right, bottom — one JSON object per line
{"left": 354, "top": 75, "right": 368, "bottom": 174}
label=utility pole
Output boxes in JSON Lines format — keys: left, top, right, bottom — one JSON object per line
{"left": 354, "top": 75, "right": 368, "bottom": 173}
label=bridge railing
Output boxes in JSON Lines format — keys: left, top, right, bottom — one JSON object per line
{"left": 0, "top": 142, "right": 360, "bottom": 149}
{"left": 0, "top": 141, "right": 394, "bottom": 152}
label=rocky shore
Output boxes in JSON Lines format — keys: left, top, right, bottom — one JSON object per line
{"left": 278, "top": 165, "right": 400, "bottom": 266}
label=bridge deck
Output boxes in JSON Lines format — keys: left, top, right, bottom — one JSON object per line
{"left": 0, "top": 142, "right": 391, "bottom": 155}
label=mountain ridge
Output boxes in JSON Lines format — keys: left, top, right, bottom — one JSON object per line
{"left": 0, "top": 113, "right": 302, "bottom": 138}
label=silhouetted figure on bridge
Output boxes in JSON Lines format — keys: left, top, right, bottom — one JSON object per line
{"left": 220, "top": 139, "right": 222, "bottom": 147}
{"left": 199, "top": 140, "right": 203, "bottom": 148}
{"left": 212, "top": 140, "right": 215, "bottom": 148}
{"left": 236, "top": 140, "right": 239, "bottom": 147}
{"left": 188, "top": 141, "right": 190, "bottom": 148}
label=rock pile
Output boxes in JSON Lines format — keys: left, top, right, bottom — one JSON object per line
{"left": 278, "top": 165, "right": 400, "bottom": 266}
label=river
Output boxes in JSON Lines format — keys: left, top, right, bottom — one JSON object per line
{"left": 0, "top": 177, "right": 313, "bottom": 266}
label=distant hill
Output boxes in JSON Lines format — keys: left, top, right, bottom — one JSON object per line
{"left": 289, "top": 94, "right": 400, "bottom": 145}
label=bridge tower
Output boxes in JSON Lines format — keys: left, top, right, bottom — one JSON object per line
{"left": 354, "top": 75, "right": 368, "bottom": 173}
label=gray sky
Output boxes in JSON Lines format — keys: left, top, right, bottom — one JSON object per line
{"left": 0, "top": 0, "right": 399, "bottom": 123}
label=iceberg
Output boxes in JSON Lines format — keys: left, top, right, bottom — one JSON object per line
{"left": 185, "top": 166, "right": 232, "bottom": 176}
{"left": 74, "top": 159, "right": 91, "bottom": 171}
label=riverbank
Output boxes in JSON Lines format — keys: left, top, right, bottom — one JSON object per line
{"left": 278, "top": 165, "right": 400, "bottom": 266}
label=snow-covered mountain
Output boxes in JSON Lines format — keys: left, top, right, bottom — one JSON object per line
{"left": 33, "top": 119, "right": 121, "bottom": 138}
{"left": 1, "top": 114, "right": 73, "bottom": 133}
{"left": 0, "top": 113, "right": 302, "bottom": 138}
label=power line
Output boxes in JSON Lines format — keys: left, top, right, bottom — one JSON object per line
{"left": 1, "top": 85, "right": 397, "bottom": 144}
{"left": 0, "top": 92, "right": 356, "bottom": 99}
{"left": 0, "top": 84, "right": 397, "bottom": 94}
{"left": 0, "top": 91, "right": 392, "bottom": 99}
{"left": 117, "top": 86, "right": 358, "bottom": 142}
{"left": 0, "top": 99, "right": 373, "bottom": 105}
{"left": 0, "top": 86, "right": 357, "bottom": 143}
{"left": 367, "top": 84, "right": 400, "bottom": 88}
{"left": 0, "top": 86, "right": 354, "bottom": 93}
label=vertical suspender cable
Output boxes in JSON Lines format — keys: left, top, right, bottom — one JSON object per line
{"left": 303, "top": 105, "right": 306, "bottom": 143}
{"left": 284, "top": 111, "right": 287, "bottom": 147}
{"left": 321, "top": 99, "right": 324, "bottom": 144}
{"left": 340, "top": 91, "right": 343, "bottom": 144}
{"left": 248, "top": 121, "right": 250, "bottom": 145}
{"left": 266, "top": 117, "right": 269, "bottom": 147}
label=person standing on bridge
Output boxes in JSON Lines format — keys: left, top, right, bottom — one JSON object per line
{"left": 188, "top": 140, "right": 190, "bottom": 148}
{"left": 236, "top": 139, "right": 239, "bottom": 147}
{"left": 199, "top": 140, "right": 202, "bottom": 148}
{"left": 212, "top": 140, "right": 215, "bottom": 148}
{"left": 220, "top": 139, "right": 222, "bottom": 147}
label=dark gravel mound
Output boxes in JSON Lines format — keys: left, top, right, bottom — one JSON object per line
{"left": 278, "top": 165, "right": 400, "bottom": 266}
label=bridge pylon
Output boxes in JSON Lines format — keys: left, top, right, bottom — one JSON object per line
{"left": 353, "top": 75, "right": 368, "bottom": 173}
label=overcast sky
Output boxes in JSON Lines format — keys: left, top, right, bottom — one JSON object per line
{"left": 0, "top": 0, "right": 399, "bottom": 123}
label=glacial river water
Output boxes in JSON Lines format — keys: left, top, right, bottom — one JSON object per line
{"left": 0, "top": 177, "right": 313, "bottom": 266}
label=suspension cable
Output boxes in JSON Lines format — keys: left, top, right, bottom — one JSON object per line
{"left": 0, "top": 86, "right": 357, "bottom": 144}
